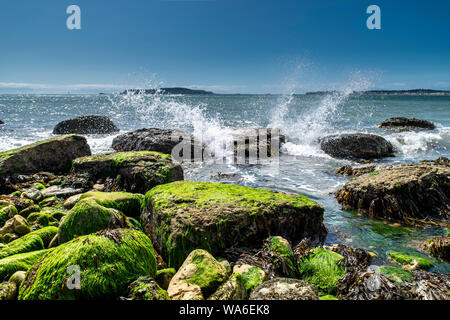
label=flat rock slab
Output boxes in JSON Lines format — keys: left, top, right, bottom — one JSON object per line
{"left": 249, "top": 278, "right": 319, "bottom": 300}
{"left": 320, "top": 133, "right": 394, "bottom": 160}
{"left": 41, "top": 186, "right": 84, "bottom": 198}
{"left": 72, "top": 151, "right": 183, "bottom": 194}
{"left": 53, "top": 115, "right": 119, "bottom": 135}
{"left": 335, "top": 164, "right": 450, "bottom": 226}
{"left": 141, "top": 181, "right": 326, "bottom": 268}
{"left": 378, "top": 117, "right": 435, "bottom": 131}
{"left": 0, "top": 135, "right": 91, "bottom": 176}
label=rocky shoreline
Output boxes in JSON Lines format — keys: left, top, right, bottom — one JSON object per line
{"left": 0, "top": 115, "right": 449, "bottom": 300}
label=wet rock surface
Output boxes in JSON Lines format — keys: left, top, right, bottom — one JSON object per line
{"left": 335, "top": 163, "right": 450, "bottom": 226}
{"left": 53, "top": 115, "right": 119, "bottom": 135}
{"left": 378, "top": 117, "right": 435, "bottom": 131}
{"left": 249, "top": 278, "right": 319, "bottom": 300}
{"left": 320, "top": 133, "right": 394, "bottom": 159}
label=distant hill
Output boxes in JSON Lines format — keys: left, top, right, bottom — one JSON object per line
{"left": 305, "top": 89, "right": 450, "bottom": 96}
{"left": 121, "top": 87, "right": 214, "bottom": 95}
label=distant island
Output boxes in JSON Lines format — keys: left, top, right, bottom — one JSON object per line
{"left": 121, "top": 87, "right": 214, "bottom": 95}
{"left": 305, "top": 89, "right": 450, "bottom": 96}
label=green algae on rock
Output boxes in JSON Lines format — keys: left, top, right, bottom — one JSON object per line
{"left": 72, "top": 151, "right": 183, "bottom": 194}
{"left": 266, "top": 236, "right": 298, "bottom": 278}
{"left": 142, "top": 181, "right": 326, "bottom": 268}
{"left": 18, "top": 229, "right": 157, "bottom": 300}
{"left": 377, "top": 266, "right": 413, "bottom": 285}
{"left": 298, "top": 248, "right": 346, "bottom": 295}
{"left": 209, "top": 274, "right": 247, "bottom": 300}
{"left": 79, "top": 191, "right": 144, "bottom": 217}
{"left": 0, "top": 205, "right": 18, "bottom": 228}
{"left": 335, "top": 164, "right": 450, "bottom": 226}
{"left": 233, "top": 264, "right": 266, "bottom": 294}
{"left": 249, "top": 278, "right": 319, "bottom": 300}
{"left": 155, "top": 268, "right": 176, "bottom": 290}
{"left": 0, "top": 135, "right": 91, "bottom": 176}
{"left": 58, "top": 195, "right": 130, "bottom": 243}
{"left": 0, "top": 227, "right": 57, "bottom": 259}
{"left": 168, "top": 249, "right": 228, "bottom": 300}
{"left": 123, "top": 275, "right": 169, "bottom": 300}
{"left": 0, "top": 249, "right": 50, "bottom": 281}
{"left": 387, "top": 251, "right": 434, "bottom": 270}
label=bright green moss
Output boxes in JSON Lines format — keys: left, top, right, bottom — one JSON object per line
{"left": 27, "top": 212, "right": 58, "bottom": 227}
{"left": 186, "top": 250, "right": 228, "bottom": 297}
{"left": 378, "top": 266, "right": 413, "bottom": 285}
{"left": 18, "top": 229, "right": 157, "bottom": 300}
{"left": 74, "top": 151, "right": 171, "bottom": 168}
{"left": 58, "top": 198, "right": 126, "bottom": 244}
{"left": 30, "top": 227, "right": 58, "bottom": 247}
{"left": 145, "top": 181, "right": 319, "bottom": 215}
{"left": 371, "top": 223, "right": 413, "bottom": 236}
{"left": 0, "top": 234, "right": 44, "bottom": 259}
{"left": 0, "top": 249, "right": 51, "bottom": 281}
{"left": 387, "top": 251, "right": 434, "bottom": 270}
{"left": 268, "top": 236, "right": 298, "bottom": 278}
{"left": 33, "top": 183, "right": 46, "bottom": 190}
{"left": 319, "top": 294, "right": 339, "bottom": 300}
{"left": 79, "top": 191, "right": 144, "bottom": 217}
{"left": 126, "top": 276, "right": 169, "bottom": 300}
{"left": 19, "top": 205, "right": 41, "bottom": 218}
{"left": 238, "top": 267, "right": 265, "bottom": 293}
{"left": 298, "top": 248, "right": 346, "bottom": 295}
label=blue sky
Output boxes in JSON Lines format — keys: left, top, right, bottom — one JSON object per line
{"left": 0, "top": 0, "right": 449, "bottom": 93}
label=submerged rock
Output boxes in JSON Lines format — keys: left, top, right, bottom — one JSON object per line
{"left": 249, "top": 278, "right": 319, "bottom": 300}
{"left": 72, "top": 151, "right": 183, "bottom": 194}
{"left": 0, "top": 135, "right": 91, "bottom": 176}
{"left": 335, "top": 164, "right": 450, "bottom": 226}
{"left": 320, "top": 133, "right": 394, "bottom": 159}
{"left": 168, "top": 249, "right": 228, "bottom": 300}
{"left": 420, "top": 235, "right": 449, "bottom": 262}
{"left": 18, "top": 229, "right": 157, "bottom": 300}
{"left": 142, "top": 181, "right": 326, "bottom": 268}
{"left": 53, "top": 115, "right": 119, "bottom": 135}
{"left": 387, "top": 251, "right": 434, "bottom": 270}
{"left": 378, "top": 117, "right": 435, "bottom": 131}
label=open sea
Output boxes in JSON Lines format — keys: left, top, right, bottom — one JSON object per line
{"left": 1, "top": 91, "right": 449, "bottom": 272}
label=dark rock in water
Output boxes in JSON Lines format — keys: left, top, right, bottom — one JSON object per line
{"left": 420, "top": 235, "right": 450, "bottom": 262}
{"left": 378, "top": 117, "right": 435, "bottom": 131}
{"left": 72, "top": 151, "right": 183, "bottom": 194}
{"left": 141, "top": 181, "right": 326, "bottom": 268}
{"left": 0, "top": 120, "right": 4, "bottom": 125}
{"left": 335, "top": 163, "right": 450, "bottom": 226}
{"left": 320, "top": 134, "right": 394, "bottom": 159}
{"left": 53, "top": 115, "right": 119, "bottom": 135}
{"left": 335, "top": 165, "right": 376, "bottom": 177}
{"left": 230, "top": 128, "right": 285, "bottom": 160}
{"left": 0, "top": 135, "right": 91, "bottom": 176}
{"left": 249, "top": 278, "right": 319, "bottom": 300}
{"left": 112, "top": 128, "right": 202, "bottom": 159}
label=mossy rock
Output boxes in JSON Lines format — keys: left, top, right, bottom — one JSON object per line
{"left": 234, "top": 265, "right": 266, "bottom": 294}
{"left": 0, "top": 205, "right": 18, "bottom": 228}
{"left": 267, "top": 236, "right": 298, "bottom": 278}
{"left": 72, "top": 151, "right": 184, "bottom": 194}
{"left": 27, "top": 212, "right": 58, "bottom": 227}
{"left": 319, "top": 294, "right": 339, "bottom": 300}
{"left": 58, "top": 196, "right": 129, "bottom": 244}
{"left": 18, "top": 229, "right": 157, "bottom": 300}
{"left": 0, "top": 249, "right": 51, "bottom": 281}
{"left": 79, "top": 191, "right": 144, "bottom": 218}
{"left": 155, "top": 268, "right": 176, "bottom": 290}
{"left": 0, "top": 281, "right": 16, "bottom": 300}
{"left": 19, "top": 205, "right": 41, "bottom": 218}
{"left": 377, "top": 266, "right": 413, "bottom": 285}
{"left": 0, "top": 226, "right": 58, "bottom": 259}
{"left": 0, "top": 135, "right": 91, "bottom": 176}
{"left": 124, "top": 275, "right": 169, "bottom": 300}
{"left": 209, "top": 274, "right": 247, "bottom": 300}
{"left": 298, "top": 248, "right": 346, "bottom": 295}
{"left": 168, "top": 249, "right": 228, "bottom": 300}
{"left": 142, "top": 181, "right": 326, "bottom": 268}
{"left": 387, "top": 251, "right": 434, "bottom": 270}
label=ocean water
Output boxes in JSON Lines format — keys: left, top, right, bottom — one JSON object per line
{"left": 1, "top": 92, "right": 449, "bottom": 272}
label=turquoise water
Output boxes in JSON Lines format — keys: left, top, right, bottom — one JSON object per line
{"left": 1, "top": 92, "right": 449, "bottom": 272}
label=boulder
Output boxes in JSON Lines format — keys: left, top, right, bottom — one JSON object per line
{"left": 265, "top": 236, "right": 298, "bottom": 278}
{"left": 122, "top": 276, "right": 169, "bottom": 300}
{"left": 72, "top": 151, "right": 183, "bottom": 194}
{"left": 0, "top": 205, "right": 18, "bottom": 228}
{"left": 53, "top": 115, "right": 119, "bottom": 135}
{"left": 112, "top": 128, "right": 200, "bottom": 156}
{"left": 0, "top": 120, "right": 4, "bottom": 125}
{"left": 0, "top": 135, "right": 91, "bottom": 176}
{"left": 0, "top": 249, "right": 50, "bottom": 281}
{"left": 41, "top": 186, "right": 83, "bottom": 198}
{"left": 0, "top": 227, "right": 57, "bottom": 259}
{"left": 320, "top": 133, "right": 394, "bottom": 159}
{"left": 335, "top": 164, "right": 450, "bottom": 226}
{"left": 378, "top": 117, "right": 435, "bottom": 131}
{"left": 420, "top": 235, "right": 449, "bottom": 262}
{"left": 0, "top": 215, "right": 30, "bottom": 236}
{"left": 57, "top": 192, "right": 140, "bottom": 243}
{"left": 167, "top": 249, "right": 228, "bottom": 300}
{"left": 142, "top": 181, "right": 326, "bottom": 268}
{"left": 229, "top": 127, "right": 285, "bottom": 160}
{"left": 249, "top": 278, "right": 319, "bottom": 300}
{"left": 232, "top": 264, "right": 266, "bottom": 294}
{"left": 155, "top": 268, "right": 176, "bottom": 290}
{"left": 209, "top": 274, "right": 247, "bottom": 300}
{"left": 0, "top": 281, "right": 16, "bottom": 300}
{"left": 18, "top": 229, "right": 157, "bottom": 300}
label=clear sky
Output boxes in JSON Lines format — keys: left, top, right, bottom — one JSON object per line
{"left": 0, "top": 0, "right": 449, "bottom": 93}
